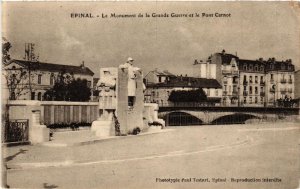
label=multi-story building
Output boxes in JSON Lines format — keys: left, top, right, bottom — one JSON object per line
{"left": 209, "top": 50, "right": 295, "bottom": 106}
{"left": 144, "top": 70, "right": 222, "bottom": 106}
{"left": 3, "top": 59, "right": 94, "bottom": 101}
{"left": 144, "top": 69, "right": 176, "bottom": 84}
{"left": 295, "top": 70, "right": 300, "bottom": 99}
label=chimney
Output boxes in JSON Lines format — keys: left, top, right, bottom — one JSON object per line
{"left": 81, "top": 61, "right": 85, "bottom": 68}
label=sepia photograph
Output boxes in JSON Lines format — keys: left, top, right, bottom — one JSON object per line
{"left": 1, "top": 1, "right": 300, "bottom": 189}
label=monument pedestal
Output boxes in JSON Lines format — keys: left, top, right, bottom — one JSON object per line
{"left": 91, "top": 120, "right": 114, "bottom": 138}
{"left": 30, "top": 110, "right": 50, "bottom": 144}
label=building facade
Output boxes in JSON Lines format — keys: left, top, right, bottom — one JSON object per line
{"left": 144, "top": 69, "right": 176, "bottom": 85}
{"left": 209, "top": 50, "right": 295, "bottom": 106}
{"left": 3, "top": 59, "right": 94, "bottom": 101}
{"left": 144, "top": 70, "right": 222, "bottom": 106}
{"left": 295, "top": 70, "right": 300, "bottom": 99}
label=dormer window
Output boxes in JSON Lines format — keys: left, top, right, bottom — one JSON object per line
{"left": 243, "top": 65, "right": 247, "bottom": 71}
{"left": 249, "top": 65, "right": 253, "bottom": 71}
{"left": 260, "top": 66, "right": 264, "bottom": 71}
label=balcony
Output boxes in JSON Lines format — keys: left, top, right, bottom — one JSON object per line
{"left": 280, "top": 79, "right": 287, "bottom": 84}
{"left": 232, "top": 90, "right": 238, "bottom": 96}
{"left": 260, "top": 92, "right": 265, "bottom": 96}
{"left": 260, "top": 81, "right": 265, "bottom": 86}
{"left": 222, "top": 70, "right": 239, "bottom": 75}
{"left": 243, "top": 91, "right": 248, "bottom": 96}
{"left": 288, "top": 79, "right": 293, "bottom": 84}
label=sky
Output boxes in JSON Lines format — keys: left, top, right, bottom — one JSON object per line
{"left": 2, "top": 2, "right": 300, "bottom": 77}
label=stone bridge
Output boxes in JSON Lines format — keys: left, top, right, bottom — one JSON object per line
{"left": 158, "top": 106, "right": 299, "bottom": 126}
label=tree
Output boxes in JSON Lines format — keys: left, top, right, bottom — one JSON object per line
{"left": 2, "top": 40, "right": 37, "bottom": 100}
{"left": 168, "top": 89, "right": 207, "bottom": 102}
{"left": 2, "top": 38, "right": 12, "bottom": 65}
{"left": 44, "top": 72, "right": 91, "bottom": 102}
{"left": 68, "top": 78, "right": 91, "bottom": 101}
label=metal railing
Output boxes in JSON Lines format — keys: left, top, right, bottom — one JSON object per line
{"left": 5, "top": 119, "right": 29, "bottom": 143}
{"left": 280, "top": 79, "right": 287, "bottom": 84}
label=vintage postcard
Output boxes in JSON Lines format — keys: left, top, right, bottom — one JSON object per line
{"left": 1, "top": 1, "right": 300, "bottom": 189}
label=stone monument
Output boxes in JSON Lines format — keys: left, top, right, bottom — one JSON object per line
{"left": 91, "top": 58, "right": 165, "bottom": 137}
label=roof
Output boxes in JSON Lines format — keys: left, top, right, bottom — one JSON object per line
{"left": 151, "top": 69, "right": 175, "bottom": 76}
{"left": 9, "top": 59, "right": 94, "bottom": 76}
{"left": 147, "top": 76, "right": 222, "bottom": 89}
{"left": 215, "top": 53, "right": 239, "bottom": 65}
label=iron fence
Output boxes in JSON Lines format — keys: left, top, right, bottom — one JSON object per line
{"left": 5, "top": 119, "right": 29, "bottom": 143}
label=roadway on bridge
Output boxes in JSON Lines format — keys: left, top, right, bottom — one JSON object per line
{"left": 4, "top": 122, "right": 300, "bottom": 189}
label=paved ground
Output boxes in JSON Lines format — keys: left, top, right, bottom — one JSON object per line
{"left": 3, "top": 122, "right": 300, "bottom": 189}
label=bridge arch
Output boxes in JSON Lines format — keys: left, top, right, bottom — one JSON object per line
{"left": 210, "top": 113, "right": 261, "bottom": 125}
{"left": 163, "top": 111, "right": 204, "bottom": 126}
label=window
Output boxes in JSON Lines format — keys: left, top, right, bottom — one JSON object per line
{"left": 244, "top": 86, "right": 247, "bottom": 91}
{"left": 249, "top": 65, "right": 253, "bottom": 70}
{"left": 87, "top": 81, "right": 91, "bottom": 88}
{"left": 249, "top": 86, "right": 253, "bottom": 94}
{"left": 260, "top": 76, "right": 264, "bottom": 83}
{"left": 261, "top": 97, "right": 264, "bottom": 104}
{"left": 271, "top": 74, "right": 274, "bottom": 80}
{"left": 151, "top": 91, "right": 155, "bottom": 97}
{"left": 254, "top": 65, "right": 258, "bottom": 71}
{"left": 249, "top": 97, "right": 252, "bottom": 104}
{"left": 37, "top": 92, "right": 42, "bottom": 101}
{"left": 255, "top": 97, "right": 258, "bottom": 103}
{"left": 255, "top": 76, "right": 258, "bottom": 83}
{"left": 158, "top": 76, "right": 162, "bottom": 83}
{"left": 260, "top": 66, "right": 264, "bottom": 71}
{"left": 255, "top": 87, "right": 258, "bottom": 94}
{"left": 38, "top": 75, "right": 42, "bottom": 84}
{"left": 249, "top": 76, "right": 253, "bottom": 83}
{"left": 31, "top": 92, "right": 35, "bottom": 100}
{"left": 243, "top": 65, "right": 247, "bottom": 71}
{"left": 50, "top": 74, "right": 54, "bottom": 85}
{"left": 244, "top": 97, "right": 247, "bottom": 104}
{"left": 215, "top": 89, "right": 219, "bottom": 96}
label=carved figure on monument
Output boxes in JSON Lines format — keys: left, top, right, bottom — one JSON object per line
{"left": 91, "top": 57, "right": 165, "bottom": 138}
